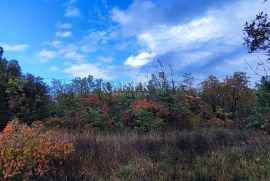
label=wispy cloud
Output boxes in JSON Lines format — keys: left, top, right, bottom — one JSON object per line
{"left": 64, "top": 63, "right": 109, "bottom": 79}
{"left": 49, "top": 66, "right": 58, "bottom": 71}
{"left": 63, "top": 51, "right": 85, "bottom": 61}
{"left": 1, "top": 43, "right": 28, "bottom": 52}
{"left": 55, "top": 31, "right": 72, "bottom": 38}
{"left": 98, "top": 56, "right": 114, "bottom": 63}
{"left": 42, "top": 41, "right": 62, "bottom": 48}
{"left": 58, "top": 23, "right": 73, "bottom": 29}
{"left": 38, "top": 43, "right": 85, "bottom": 62}
{"left": 65, "top": 7, "right": 81, "bottom": 17}
{"left": 65, "top": 0, "right": 81, "bottom": 17}
{"left": 38, "top": 50, "right": 56, "bottom": 59}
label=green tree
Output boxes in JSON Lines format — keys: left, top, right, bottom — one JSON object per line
{"left": 247, "top": 76, "right": 270, "bottom": 133}
{"left": 0, "top": 48, "right": 51, "bottom": 128}
{"left": 134, "top": 109, "right": 165, "bottom": 133}
{"left": 0, "top": 46, "right": 3, "bottom": 59}
{"left": 244, "top": 12, "right": 270, "bottom": 61}
{"left": 243, "top": 1, "right": 270, "bottom": 76}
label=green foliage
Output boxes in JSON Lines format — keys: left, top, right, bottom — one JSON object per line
{"left": 54, "top": 93, "right": 79, "bottom": 117}
{"left": 247, "top": 76, "right": 270, "bottom": 132}
{"left": 0, "top": 50, "right": 50, "bottom": 129}
{"left": 244, "top": 12, "right": 270, "bottom": 61}
{"left": 134, "top": 109, "right": 165, "bottom": 133}
{"left": 81, "top": 107, "right": 107, "bottom": 128}
{"left": 5, "top": 78, "right": 27, "bottom": 94}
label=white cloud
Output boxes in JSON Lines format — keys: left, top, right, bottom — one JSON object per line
{"left": 1, "top": 43, "right": 28, "bottom": 52}
{"left": 98, "top": 56, "right": 114, "bottom": 63}
{"left": 38, "top": 50, "right": 56, "bottom": 59}
{"left": 63, "top": 51, "right": 85, "bottom": 61}
{"left": 49, "top": 66, "right": 58, "bottom": 71}
{"left": 50, "top": 41, "right": 62, "bottom": 48}
{"left": 80, "top": 45, "right": 96, "bottom": 53}
{"left": 65, "top": 6, "right": 81, "bottom": 17}
{"left": 111, "top": 8, "right": 130, "bottom": 25}
{"left": 38, "top": 43, "right": 86, "bottom": 62}
{"left": 56, "top": 44, "right": 85, "bottom": 61}
{"left": 113, "top": 0, "right": 270, "bottom": 78}
{"left": 55, "top": 31, "right": 72, "bottom": 38}
{"left": 137, "top": 16, "right": 223, "bottom": 55}
{"left": 78, "top": 30, "right": 110, "bottom": 53}
{"left": 125, "top": 52, "right": 156, "bottom": 67}
{"left": 111, "top": 1, "right": 157, "bottom": 36}
{"left": 42, "top": 41, "right": 62, "bottom": 48}
{"left": 58, "top": 23, "right": 73, "bottom": 29}
{"left": 64, "top": 63, "right": 109, "bottom": 79}
{"left": 82, "top": 31, "right": 109, "bottom": 45}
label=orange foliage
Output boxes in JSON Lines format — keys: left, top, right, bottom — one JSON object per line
{"left": 132, "top": 99, "right": 169, "bottom": 117}
{"left": 80, "top": 94, "right": 101, "bottom": 108}
{"left": 0, "top": 120, "right": 75, "bottom": 180}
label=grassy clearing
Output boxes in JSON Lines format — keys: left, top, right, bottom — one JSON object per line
{"left": 46, "top": 127, "right": 269, "bottom": 181}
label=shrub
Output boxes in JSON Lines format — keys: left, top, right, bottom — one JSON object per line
{"left": 45, "top": 116, "right": 79, "bottom": 129}
{"left": 247, "top": 77, "right": 270, "bottom": 133}
{"left": 132, "top": 99, "right": 169, "bottom": 118}
{"left": 80, "top": 94, "right": 101, "bottom": 108}
{"left": 0, "top": 120, "right": 75, "bottom": 180}
{"left": 80, "top": 107, "right": 108, "bottom": 129}
{"left": 134, "top": 109, "right": 165, "bottom": 133}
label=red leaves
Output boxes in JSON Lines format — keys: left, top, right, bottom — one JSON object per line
{"left": 80, "top": 94, "right": 101, "bottom": 108}
{"left": 132, "top": 99, "right": 169, "bottom": 118}
{"left": 104, "top": 119, "right": 115, "bottom": 126}
{"left": 81, "top": 94, "right": 110, "bottom": 114}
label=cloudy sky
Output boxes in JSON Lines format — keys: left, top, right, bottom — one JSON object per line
{"left": 0, "top": 0, "right": 269, "bottom": 83}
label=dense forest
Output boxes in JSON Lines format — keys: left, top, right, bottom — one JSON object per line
{"left": 0, "top": 1, "right": 270, "bottom": 180}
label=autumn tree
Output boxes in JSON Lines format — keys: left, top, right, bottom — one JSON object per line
{"left": 200, "top": 73, "right": 255, "bottom": 120}
{"left": 223, "top": 72, "right": 256, "bottom": 119}
{"left": 0, "top": 48, "right": 51, "bottom": 129}
{"left": 200, "top": 75, "right": 222, "bottom": 114}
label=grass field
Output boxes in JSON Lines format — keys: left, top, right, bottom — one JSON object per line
{"left": 44, "top": 127, "right": 269, "bottom": 180}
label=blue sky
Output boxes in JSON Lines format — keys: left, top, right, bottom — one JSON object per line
{"left": 0, "top": 0, "right": 269, "bottom": 84}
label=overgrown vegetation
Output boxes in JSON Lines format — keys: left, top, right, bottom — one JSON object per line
{"left": 0, "top": 1, "right": 269, "bottom": 179}
{"left": 1, "top": 44, "right": 270, "bottom": 179}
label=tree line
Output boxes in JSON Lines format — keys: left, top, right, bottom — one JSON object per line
{"left": 0, "top": 46, "right": 269, "bottom": 132}
{"left": 0, "top": 1, "right": 269, "bottom": 132}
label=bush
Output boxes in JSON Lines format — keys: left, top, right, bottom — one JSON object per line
{"left": 134, "top": 109, "right": 165, "bottom": 133}
{"left": 81, "top": 107, "right": 108, "bottom": 129}
{"left": 0, "top": 120, "right": 75, "bottom": 180}
{"left": 247, "top": 77, "right": 270, "bottom": 133}
{"left": 132, "top": 99, "right": 169, "bottom": 118}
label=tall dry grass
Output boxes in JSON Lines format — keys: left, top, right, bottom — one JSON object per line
{"left": 59, "top": 127, "right": 247, "bottom": 180}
